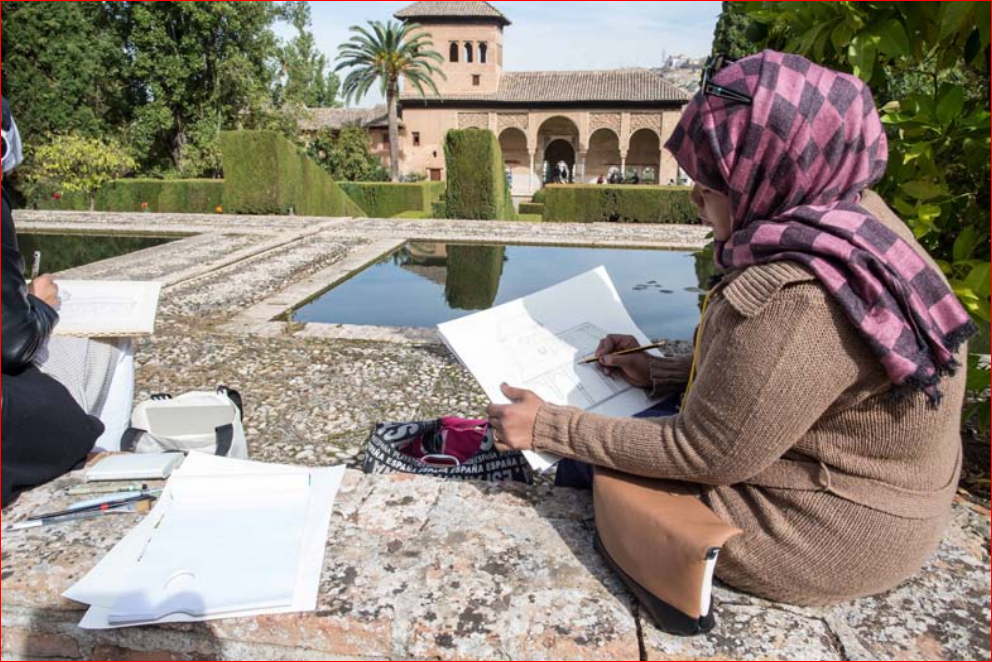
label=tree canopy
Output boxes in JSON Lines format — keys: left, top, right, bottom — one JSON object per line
{"left": 1, "top": 0, "right": 344, "bottom": 180}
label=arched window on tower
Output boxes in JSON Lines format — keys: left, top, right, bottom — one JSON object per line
{"left": 479, "top": 43, "right": 488, "bottom": 64}
{"left": 449, "top": 42, "right": 459, "bottom": 63}
{"left": 464, "top": 42, "right": 474, "bottom": 63}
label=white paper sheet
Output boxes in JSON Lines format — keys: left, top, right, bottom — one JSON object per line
{"left": 66, "top": 454, "right": 346, "bottom": 629}
{"left": 54, "top": 281, "right": 162, "bottom": 338}
{"left": 439, "top": 267, "right": 663, "bottom": 472}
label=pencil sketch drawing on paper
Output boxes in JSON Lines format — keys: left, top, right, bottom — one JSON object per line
{"left": 496, "top": 316, "right": 631, "bottom": 409}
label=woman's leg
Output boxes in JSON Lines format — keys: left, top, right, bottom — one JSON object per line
{"left": 35, "top": 336, "right": 113, "bottom": 412}
{"left": 92, "top": 339, "right": 134, "bottom": 451}
{"left": 36, "top": 337, "right": 134, "bottom": 451}
{"left": 554, "top": 459, "right": 595, "bottom": 490}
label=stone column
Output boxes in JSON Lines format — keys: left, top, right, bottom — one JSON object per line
{"left": 659, "top": 111, "right": 679, "bottom": 184}
{"left": 620, "top": 151, "right": 628, "bottom": 180}
{"left": 576, "top": 151, "right": 587, "bottom": 184}
{"left": 529, "top": 151, "right": 537, "bottom": 194}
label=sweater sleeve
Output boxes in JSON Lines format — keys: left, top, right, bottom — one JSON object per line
{"left": 646, "top": 353, "right": 694, "bottom": 398}
{"left": 533, "top": 285, "right": 864, "bottom": 486}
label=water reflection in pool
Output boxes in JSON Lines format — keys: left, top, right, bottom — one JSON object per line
{"left": 18, "top": 233, "right": 175, "bottom": 274}
{"left": 293, "top": 242, "right": 714, "bottom": 341}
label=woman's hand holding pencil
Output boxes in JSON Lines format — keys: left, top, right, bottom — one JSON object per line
{"left": 582, "top": 334, "right": 656, "bottom": 388}
{"left": 26, "top": 250, "right": 60, "bottom": 308}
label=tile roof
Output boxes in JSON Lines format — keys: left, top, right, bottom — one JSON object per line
{"left": 300, "top": 106, "right": 393, "bottom": 132}
{"left": 394, "top": 2, "right": 510, "bottom": 26}
{"left": 400, "top": 70, "right": 692, "bottom": 105}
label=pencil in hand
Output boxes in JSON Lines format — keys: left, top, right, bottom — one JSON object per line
{"left": 30, "top": 250, "right": 42, "bottom": 280}
{"left": 578, "top": 342, "right": 668, "bottom": 365}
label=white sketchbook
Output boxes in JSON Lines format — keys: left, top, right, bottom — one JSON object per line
{"left": 439, "top": 267, "right": 663, "bottom": 473}
{"left": 53, "top": 280, "right": 162, "bottom": 338}
{"left": 65, "top": 454, "right": 346, "bottom": 629}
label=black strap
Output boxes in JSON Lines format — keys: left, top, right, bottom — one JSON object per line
{"left": 120, "top": 427, "right": 145, "bottom": 453}
{"left": 214, "top": 424, "right": 234, "bottom": 457}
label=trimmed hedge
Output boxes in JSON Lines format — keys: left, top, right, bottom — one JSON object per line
{"left": 338, "top": 181, "right": 445, "bottom": 219}
{"left": 542, "top": 185, "right": 698, "bottom": 224}
{"left": 35, "top": 179, "right": 224, "bottom": 213}
{"left": 220, "top": 131, "right": 363, "bottom": 217}
{"left": 518, "top": 202, "right": 545, "bottom": 216}
{"left": 531, "top": 189, "right": 547, "bottom": 204}
{"left": 35, "top": 190, "right": 90, "bottom": 211}
{"left": 104, "top": 179, "right": 224, "bottom": 213}
{"left": 443, "top": 129, "right": 516, "bottom": 221}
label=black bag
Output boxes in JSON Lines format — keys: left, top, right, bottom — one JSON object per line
{"left": 363, "top": 418, "right": 533, "bottom": 484}
{"left": 2, "top": 365, "right": 104, "bottom": 507}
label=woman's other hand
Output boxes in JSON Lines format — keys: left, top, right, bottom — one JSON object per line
{"left": 595, "top": 334, "right": 651, "bottom": 388}
{"left": 28, "top": 274, "right": 59, "bottom": 308}
{"left": 486, "top": 383, "right": 545, "bottom": 452}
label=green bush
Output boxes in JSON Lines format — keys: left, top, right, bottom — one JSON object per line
{"left": 34, "top": 190, "right": 90, "bottom": 211}
{"left": 338, "top": 182, "right": 446, "bottom": 218}
{"left": 155, "top": 180, "right": 224, "bottom": 213}
{"left": 503, "top": 187, "right": 518, "bottom": 222}
{"left": 443, "top": 129, "right": 516, "bottom": 221}
{"left": 431, "top": 201, "right": 447, "bottom": 219}
{"left": 518, "top": 202, "right": 545, "bottom": 216}
{"left": 220, "top": 130, "right": 362, "bottom": 217}
{"left": 35, "top": 179, "right": 224, "bottom": 213}
{"left": 542, "top": 185, "right": 698, "bottom": 224}
{"left": 531, "top": 190, "right": 547, "bottom": 204}
{"left": 26, "top": 133, "right": 136, "bottom": 210}
{"left": 102, "top": 179, "right": 224, "bottom": 213}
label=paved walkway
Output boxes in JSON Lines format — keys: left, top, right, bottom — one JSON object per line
{"left": 3, "top": 211, "right": 989, "bottom": 660}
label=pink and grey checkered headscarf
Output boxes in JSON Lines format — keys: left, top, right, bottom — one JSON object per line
{"left": 666, "top": 50, "right": 976, "bottom": 404}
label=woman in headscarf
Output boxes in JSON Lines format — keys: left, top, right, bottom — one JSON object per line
{"left": 2, "top": 96, "right": 135, "bottom": 506}
{"left": 487, "top": 51, "right": 975, "bottom": 605}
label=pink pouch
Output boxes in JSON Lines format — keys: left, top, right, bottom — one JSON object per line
{"left": 402, "top": 417, "right": 490, "bottom": 466}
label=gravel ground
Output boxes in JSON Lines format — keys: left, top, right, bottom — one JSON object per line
{"left": 40, "top": 215, "right": 701, "bottom": 472}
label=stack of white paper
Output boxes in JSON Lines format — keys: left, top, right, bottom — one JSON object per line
{"left": 65, "top": 454, "right": 345, "bottom": 629}
{"left": 54, "top": 281, "right": 162, "bottom": 338}
{"left": 439, "top": 267, "right": 664, "bottom": 473}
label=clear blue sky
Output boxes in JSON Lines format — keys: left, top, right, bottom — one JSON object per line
{"left": 275, "top": 1, "right": 722, "bottom": 106}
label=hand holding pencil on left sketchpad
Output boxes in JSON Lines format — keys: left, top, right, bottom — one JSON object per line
{"left": 487, "top": 335, "right": 660, "bottom": 452}
{"left": 583, "top": 334, "right": 655, "bottom": 388}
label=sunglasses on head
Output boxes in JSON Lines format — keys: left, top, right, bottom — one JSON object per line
{"left": 701, "top": 54, "right": 753, "bottom": 106}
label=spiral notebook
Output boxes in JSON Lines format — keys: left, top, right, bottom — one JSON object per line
{"left": 53, "top": 281, "right": 163, "bottom": 338}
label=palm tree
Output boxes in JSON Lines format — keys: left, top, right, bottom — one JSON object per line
{"left": 335, "top": 20, "right": 445, "bottom": 182}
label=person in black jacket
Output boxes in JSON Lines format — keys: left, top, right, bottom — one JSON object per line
{"left": 2, "top": 104, "right": 61, "bottom": 372}
{"left": 2, "top": 96, "right": 104, "bottom": 507}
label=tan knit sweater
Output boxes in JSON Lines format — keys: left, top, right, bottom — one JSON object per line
{"left": 533, "top": 193, "right": 967, "bottom": 606}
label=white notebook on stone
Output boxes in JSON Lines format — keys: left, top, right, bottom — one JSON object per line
{"left": 53, "top": 280, "right": 162, "bottom": 338}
